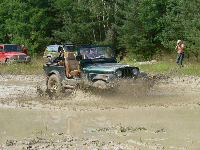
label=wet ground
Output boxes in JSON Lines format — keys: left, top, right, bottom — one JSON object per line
{"left": 0, "top": 74, "right": 200, "bottom": 149}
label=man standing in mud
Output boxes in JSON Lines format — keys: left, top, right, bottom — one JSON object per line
{"left": 175, "top": 40, "right": 184, "bottom": 67}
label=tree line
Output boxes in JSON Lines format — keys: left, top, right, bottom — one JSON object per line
{"left": 0, "top": 0, "right": 199, "bottom": 60}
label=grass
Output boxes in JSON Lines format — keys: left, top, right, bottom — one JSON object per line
{"left": 0, "top": 56, "right": 45, "bottom": 75}
{"left": 121, "top": 55, "right": 200, "bottom": 77}
{"left": 1, "top": 54, "right": 200, "bottom": 77}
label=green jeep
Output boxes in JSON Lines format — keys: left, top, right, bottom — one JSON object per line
{"left": 43, "top": 44, "right": 146, "bottom": 94}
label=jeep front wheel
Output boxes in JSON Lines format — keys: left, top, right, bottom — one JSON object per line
{"left": 47, "top": 74, "right": 61, "bottom": 94}
{"left": 5, "top": 58, "right": 14, "bottom": 65}
{"left": 92, "top": 80, "right": 107, "bottom": 89}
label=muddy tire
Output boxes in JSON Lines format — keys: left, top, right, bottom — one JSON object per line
{"left": 47, "top": 74, "right": 61, "bottom": 95}
{"left": 92, "top": 80, "right": 107, "bottom": 89}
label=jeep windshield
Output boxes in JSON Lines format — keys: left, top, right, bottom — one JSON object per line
{"left": 78, "top": 45, "right": 115, "bottom": 60}
{"left": 4, "top": 45, "right": 21, "bottom": 52}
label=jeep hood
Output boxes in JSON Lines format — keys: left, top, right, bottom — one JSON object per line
{"left": 83, "top": 63, "right": 138, "bottom": 73}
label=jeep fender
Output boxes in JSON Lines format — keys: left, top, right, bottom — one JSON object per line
{"left": 137, "top": 71, "right": 147, "bottom": 78}
{"left": 5, "top": 56, "right": 14, "bottom": 63}
{"left": 5, "top": 56, "right": 11, "bottom": 61}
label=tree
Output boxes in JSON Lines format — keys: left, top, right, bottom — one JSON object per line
{"left": 160, "top": 0, "right": 200, "bottom": 60}
{"left": 114, "top": 0, "right": 155, "bottom": 60}
{"left": 52, "top": 0, "right": 118, "bottom": 45}
{"left": 0, "top": 0, "right": 55, "bottom": 55}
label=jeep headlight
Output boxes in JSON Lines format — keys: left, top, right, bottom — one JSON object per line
{"left": 116, "top": 70, "right": 122, "bottom": 77}
{"left": 132, "top": 68, "right": 138, "bottom": 76}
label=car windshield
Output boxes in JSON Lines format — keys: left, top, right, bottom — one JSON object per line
{"left": 79, "top": 46, "right": 114, "bottom": 59}
{"left": 46, "top": 46, "right": 60, "bottom": 52}
{"left": 4, "top": 45, "right": 21, "bottom": 52}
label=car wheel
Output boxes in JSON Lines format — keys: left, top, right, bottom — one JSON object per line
{"left": 46, "top": 57, "right": 51, "bottom": 62}
{"left": 92, "top": 80, "right": 107, "bottom": 89}
{"left": 47, "top": 74, "right": 61, "bottom": 95}
{"left": 5, "top": 58, "right": 14, "bottom": 65}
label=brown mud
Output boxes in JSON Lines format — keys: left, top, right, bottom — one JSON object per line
{"left": 0, "top": 74, "right": 200, "bottom": 149}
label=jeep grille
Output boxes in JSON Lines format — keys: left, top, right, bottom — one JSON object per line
{"left": 122, "top": 68, "right": 132, "bottom": 78}
{"left": 116, "top": 68, "right": 135, "bottom": 78}
{"left": 13, "top": 55, "right": 26, "bottom": 60}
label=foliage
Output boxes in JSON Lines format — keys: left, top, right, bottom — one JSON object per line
{"left": 0, "top": 0, "right": 200, "bottom": 60}
{"left": 0, "top": 0, "right": 55, "bottom": 55}
{"left": 160, "top": 0, "right": 200, "bottom": 60}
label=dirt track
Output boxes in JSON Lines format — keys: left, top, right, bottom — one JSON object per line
{"left": 0, "top": 74, "right": 200, "bottom": 149}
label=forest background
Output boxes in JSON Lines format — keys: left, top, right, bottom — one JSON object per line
{"left": 0, "top": 0, "right": 200, "bottom": 61}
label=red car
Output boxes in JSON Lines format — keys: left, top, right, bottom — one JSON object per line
{"left": 0, "top": 44, "right": 31, "bottom": 63}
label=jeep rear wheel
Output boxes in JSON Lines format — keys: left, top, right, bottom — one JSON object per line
{"left": 47, "top": 74, "right": 61, "bottom": 95}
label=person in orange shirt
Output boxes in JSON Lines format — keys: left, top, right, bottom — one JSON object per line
{"left": 22, "top": 45, "right": 27, "bottom": 55}
{"left": 175, "top": 40, "right": 184, "bottom": 67}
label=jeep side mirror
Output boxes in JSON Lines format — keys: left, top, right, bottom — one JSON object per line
{"left": 120, "top": 55, "right": 123, "bottom": 61}
{"left": 118, "top": 55, "right": 123, "bottom": 63}
{"left": 76, "top": 55, "right": 82, "bottom": 61}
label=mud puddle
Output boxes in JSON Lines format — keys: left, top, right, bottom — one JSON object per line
{"left": 1, "top": 105, "right": 200, "bottom": 149}
{"left": 1, "top": 74, "right": 200, "bottom": 149}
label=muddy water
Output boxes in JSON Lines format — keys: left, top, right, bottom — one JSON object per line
{"left": 1, "top": 104, "right": 200, "bottom": 149}
{"left": 1, "top": 75, "right": 200, "bottom": 149}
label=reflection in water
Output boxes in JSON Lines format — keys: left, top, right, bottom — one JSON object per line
{"left": 66, "top": 115, "right": 78, "bottom": 134}
{"left": 1, "top": 105, "right": 200, "bottom": 149}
